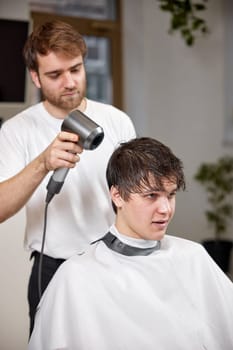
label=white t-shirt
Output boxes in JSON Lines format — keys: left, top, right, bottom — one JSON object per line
{"left": 28, "top": 233, "right": 233, "bottom": 350}
{"left": 0, "top": 99, "right": 136, "bottom": 258}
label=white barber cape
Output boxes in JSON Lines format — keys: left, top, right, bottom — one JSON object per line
{"left": 28, "top": 234, "right": 233, "bottom": 350}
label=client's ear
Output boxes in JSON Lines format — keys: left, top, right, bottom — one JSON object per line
{"left": 110, "top": 186, "right": 124, "bottom": 209}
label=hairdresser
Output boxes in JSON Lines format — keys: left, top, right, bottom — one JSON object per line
{"left": 0, "top": 20, "right": 136, "bottom": 334}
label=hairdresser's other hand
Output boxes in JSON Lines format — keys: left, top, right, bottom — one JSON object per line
{"left": 41, "top": 131, "right": 83, "bottom": 172}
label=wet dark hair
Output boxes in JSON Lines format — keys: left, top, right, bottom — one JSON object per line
{"left": 106, "top": 137, "right": 186, "bottom": 213}
{"left": 23, "top": 20, "right": 87, "bottom": 72}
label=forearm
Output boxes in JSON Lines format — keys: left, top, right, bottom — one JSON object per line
{"left": 0, "top": 131, "right": 82, "bottom": 222}
{"left": 0, "top": 154, "right": 49, "bottom": 222}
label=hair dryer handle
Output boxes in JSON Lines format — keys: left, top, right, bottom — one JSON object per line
{"left": 46, "top": 168, "right": 70, "bottom": 203}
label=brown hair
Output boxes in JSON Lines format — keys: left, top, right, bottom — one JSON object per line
{"left": 106, "top": 137, "right": 186, "bottom": 213}
{"left": 23, "top": 20, "right": 87, "bottom": 72}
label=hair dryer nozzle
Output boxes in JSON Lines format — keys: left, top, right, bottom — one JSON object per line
{"left": 61, "top": 110, "right": 104, "bottom": 150}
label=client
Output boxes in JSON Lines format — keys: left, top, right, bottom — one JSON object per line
{"left": 29, "top": 137, "right": 233, "bottom": 350}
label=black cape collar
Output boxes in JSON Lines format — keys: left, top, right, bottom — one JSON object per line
{"left": 94, "top": 232, "right": 161, "bottom": 256}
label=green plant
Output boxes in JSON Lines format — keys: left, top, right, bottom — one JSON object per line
{"left": 194, "top": 156, "right": 233, "bottom": 239}
{"left": 157, "top": 0, "right": 209, "bottom": 46}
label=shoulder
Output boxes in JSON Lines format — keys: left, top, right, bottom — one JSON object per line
{"left": 86, "top": 99, "right": 133, "bottom": 122}
{"left": 53, "top": 247, "right": 97, "bottom": 279}
{"left": 162, "top": 234, "right": 207, "bottom": 258}
{"left": 1, "top": 103, "right": 42, "bottom": 129}
{"left": 85, "top": 99, "right": 136, "bottom": 141}
{"left": 51, "top": 242, "right": 118, "bottom": 284}
{"left": 87, "top": 99, "right": 124, "bottom": 112}
{"left": 160, "top": 235, "right": 223, "bottom": 281}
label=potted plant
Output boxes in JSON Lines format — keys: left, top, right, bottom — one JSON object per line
{"left": 157, "top": 0, "right": 209, "bottom": 46}
{"left": 194, "top": 155, "right": 233, "bottom": 273}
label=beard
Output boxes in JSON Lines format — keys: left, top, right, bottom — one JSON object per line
{"left": 40, "top": 80, "right": 86, "bottom": 111}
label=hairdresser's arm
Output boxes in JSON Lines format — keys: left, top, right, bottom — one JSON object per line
{"left": 0, "top": 131, "right": 82, "bottom": 222}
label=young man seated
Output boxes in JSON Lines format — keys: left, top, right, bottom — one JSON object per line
{"left": 28, "top": 137, "right": 233, "bottom": 350}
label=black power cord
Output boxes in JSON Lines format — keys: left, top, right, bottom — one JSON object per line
{"left": 38, "top": 201, "right": 49, "bottom": 299}
{"left": 38, "top": 178, "right": 61, "bottom": 299}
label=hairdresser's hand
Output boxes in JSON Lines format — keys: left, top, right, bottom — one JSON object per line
{"left": 41, "top": 131, "right": 83, "bottom": 172}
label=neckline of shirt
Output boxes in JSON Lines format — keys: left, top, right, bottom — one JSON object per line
{"left": 38, "top": 99, "right": 90, "bottom": 127}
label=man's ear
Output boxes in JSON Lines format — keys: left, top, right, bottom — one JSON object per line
{"left": 30, "top": 70, "right": 41, "bottom": 88}
{"left": 110, "top": 186, "right": 124, "bottom": 209}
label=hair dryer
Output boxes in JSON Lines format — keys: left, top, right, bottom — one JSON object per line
{"left": 46, "top": 110, "right": 104, "bottom": 203}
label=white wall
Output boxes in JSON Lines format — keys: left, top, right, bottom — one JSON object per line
{"left": 0, "top": 0, "right": 232, "bottom": 348}
{"left": 122, "top": 0, "right": 233, "bottom": 242}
